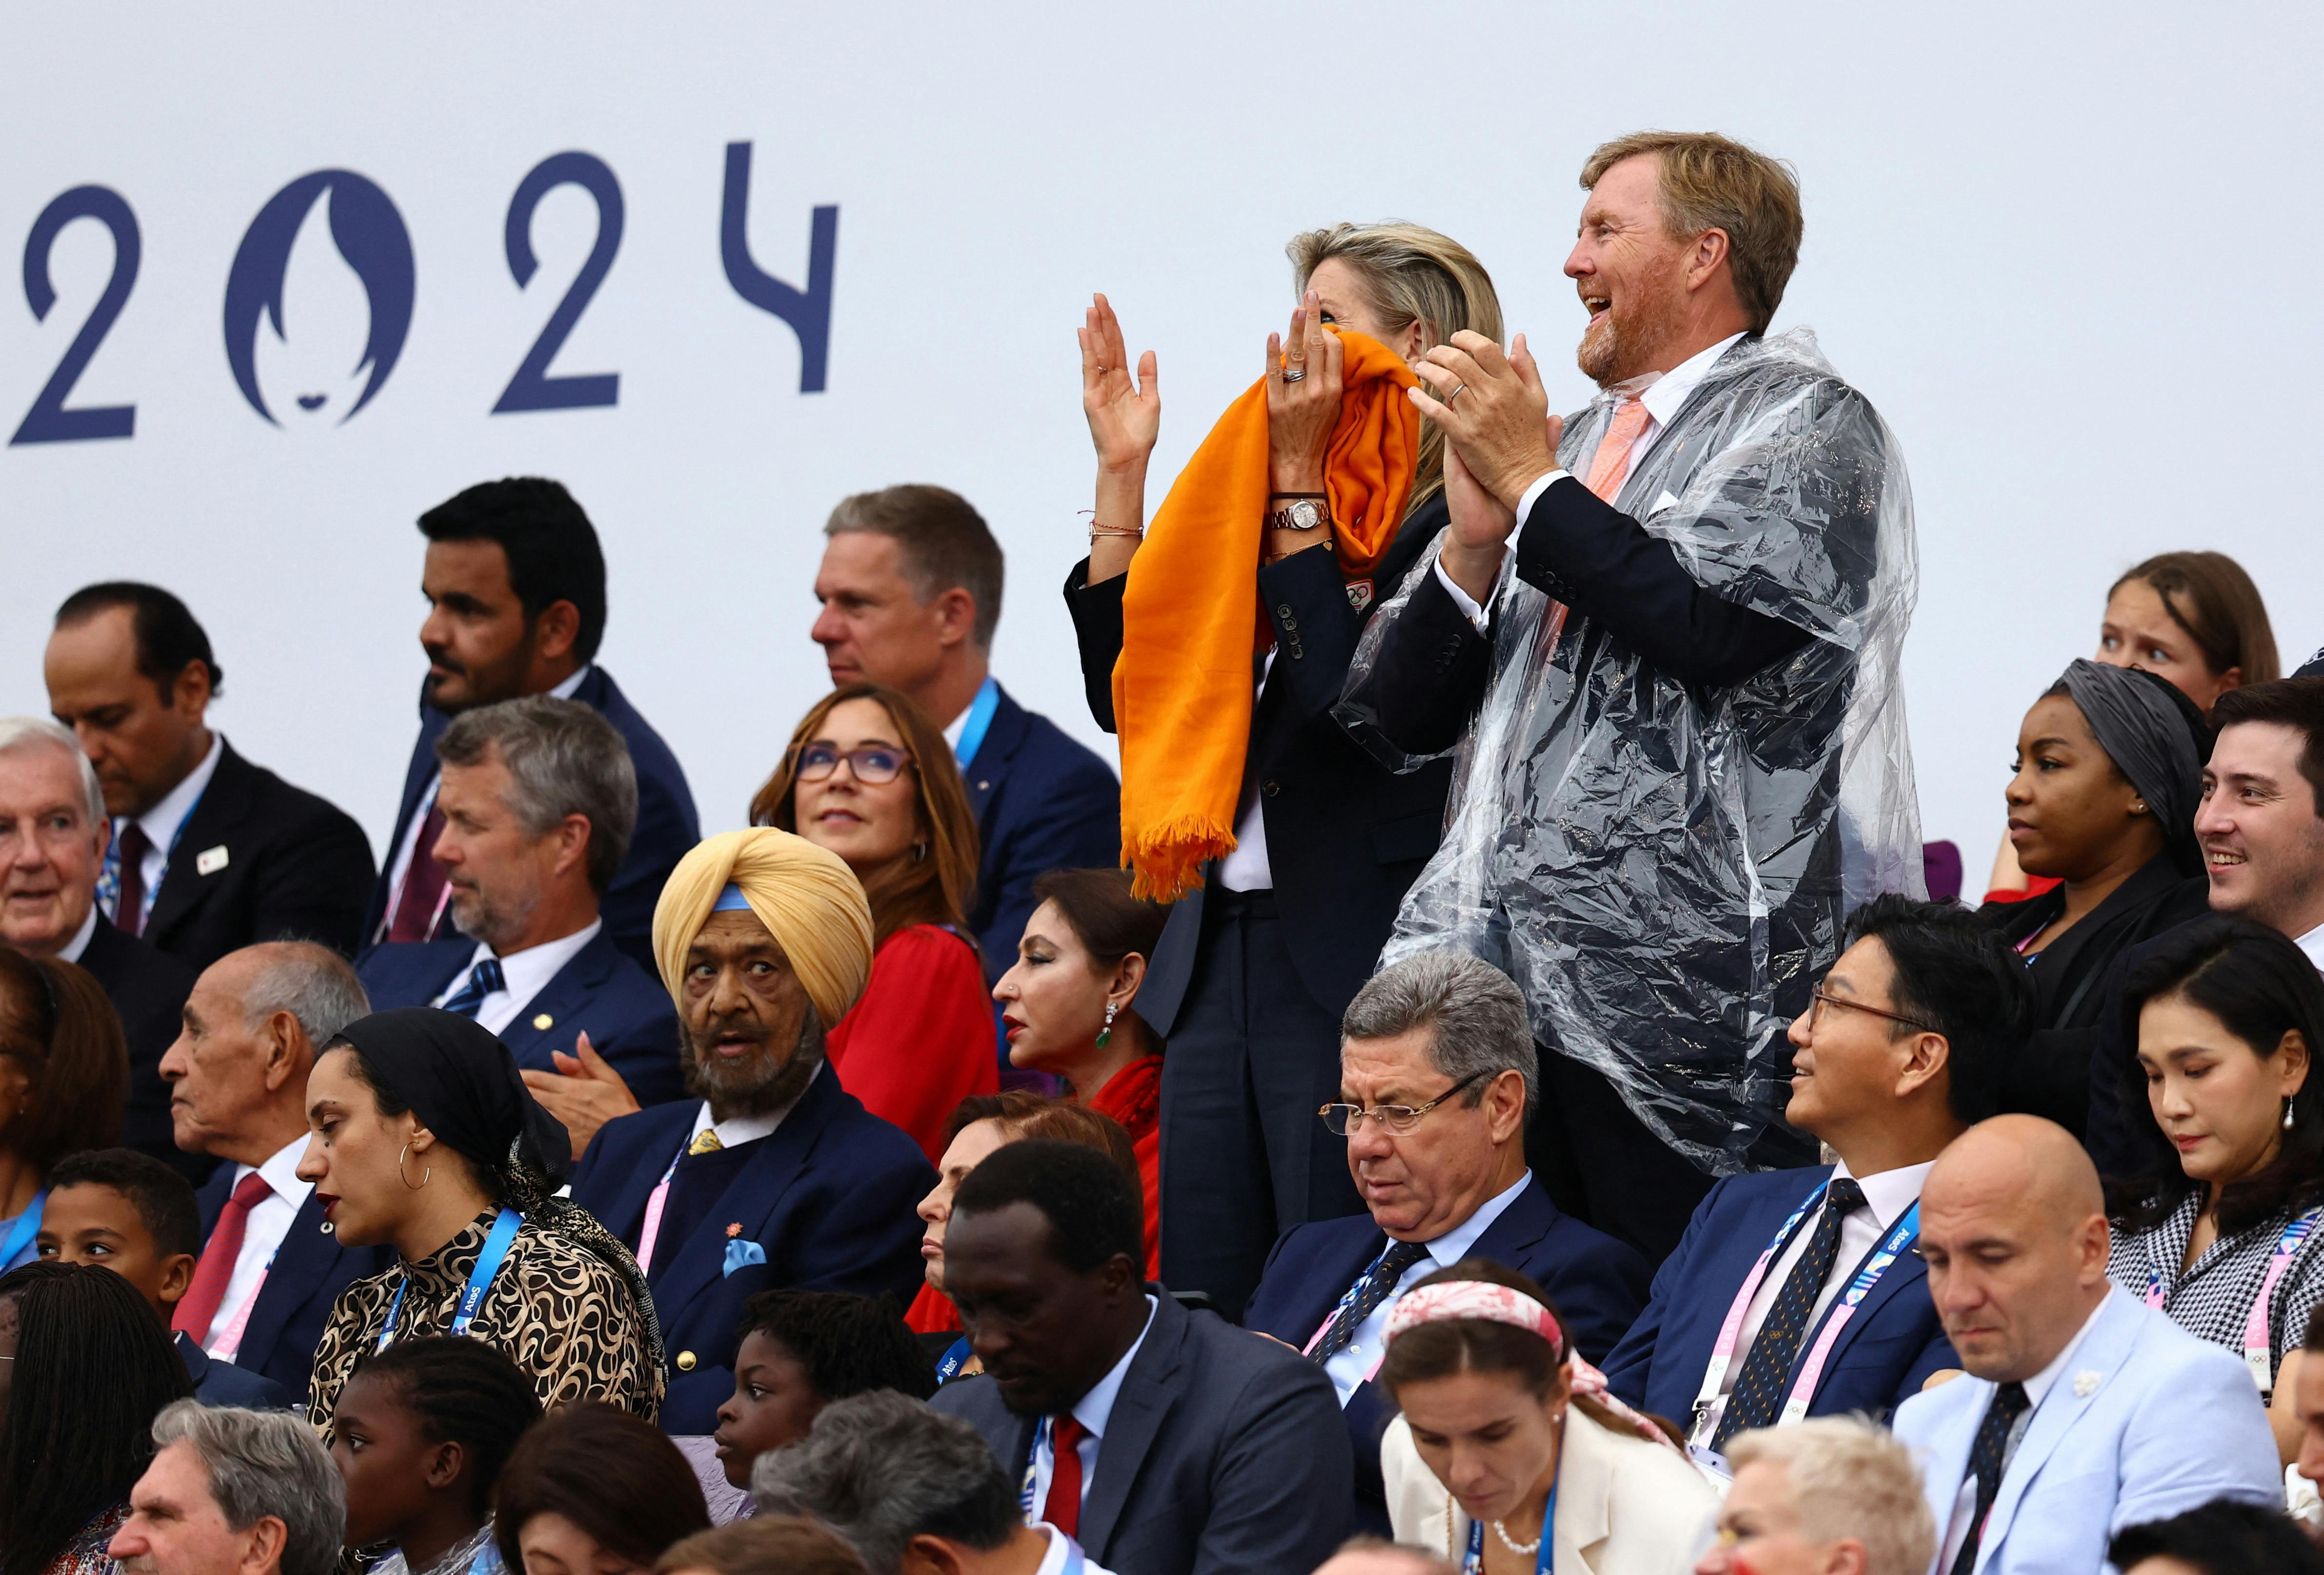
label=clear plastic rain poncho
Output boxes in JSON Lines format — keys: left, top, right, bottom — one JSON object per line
{"left": 1339, "top": 329, "right": 1923, "bottom": 1175}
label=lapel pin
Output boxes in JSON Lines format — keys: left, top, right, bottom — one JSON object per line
{"left": 195, "top": 846, "right": 230, "bottom": 876}
{"left": 533, "top": 1013, "right": 555, "bottom": 1031}
{"left": 726, "top": 1221, "right": 742, "bottom": 1238}
{"left": 2073, "top": 1370, "right": 2101, "bottom": 1398}
{"left": 320, "top": 1221, "right": 335, "bottom": 1235}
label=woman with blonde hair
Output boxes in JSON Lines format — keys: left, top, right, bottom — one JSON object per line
{"left": 749, "top": 684, "right": 995, "bottom": 1161}
{"left": 1065, "top": 221, "right": 1502, "bottom": 1317}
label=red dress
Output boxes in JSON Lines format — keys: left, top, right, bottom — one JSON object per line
{"left": 1087, "top": 1054, "right": 1164, "bottom": 1279}
{"left": 906, "top": 1280, "right": 959, "bottom": 1335}
{"left": 825, "top": 924, "right": 997, "bottom": 1162}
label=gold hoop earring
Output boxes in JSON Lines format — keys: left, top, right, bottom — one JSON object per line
{"left": 397, "top": 1142, "right": 431, "bottom": 1191}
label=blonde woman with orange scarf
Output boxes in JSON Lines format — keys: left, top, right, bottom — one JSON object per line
{"left": 1061, "top": 223, "right": 1505, "bottom": 1318}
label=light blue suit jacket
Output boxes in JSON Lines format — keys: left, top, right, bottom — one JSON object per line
{"left": 1891, "top": 1287, "right": 2279, "bottom": 1575}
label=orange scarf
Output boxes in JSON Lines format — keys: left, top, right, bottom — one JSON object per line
{"left": 1113, "top": 331, "right": 1419, "bottom": 900}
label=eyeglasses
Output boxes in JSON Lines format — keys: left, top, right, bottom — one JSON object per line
{"left": 1319, "top": 1070, "right": 1490, "bottom": 1137}
{"left": 793, "top": 743, "right": 913, "bottom": 785}
{"left": 1806, "top": 988, "right": 1938, "bottom": 1037}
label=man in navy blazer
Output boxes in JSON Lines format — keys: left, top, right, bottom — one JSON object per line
{"left": 159, "top": 942, "right": 387, "bottom": 1398}
{"left": 364, "top": 479, "right": 698, "bottom": 973}
{"left": 810, "top": 486, "right": 1119, "bottom": 1034}
{"left": 1244, "top": 952, "right": 1647, "bottom": 1528}
{"left": 1602, "top": 897, "right": 2033, "bottom": 1458}
{"left": 356, "top": 697, "right": 682, "bottom": 1117}
{"left": 934, "top": 1140, "right": 1352, "bottom": 1575}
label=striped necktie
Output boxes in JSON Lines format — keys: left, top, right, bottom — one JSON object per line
{"left": 439, "top": 958, "right": 506, "bottom": 1018}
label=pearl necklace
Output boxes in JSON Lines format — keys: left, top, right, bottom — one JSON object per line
{"left": 1491, "top": 1519, "right": 1541, "bottom": 1556}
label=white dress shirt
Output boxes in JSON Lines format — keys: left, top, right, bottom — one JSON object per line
{"left": 381, "top": 665, "right": 592, "bottom": 920}
{"left": 109, "top": 731, "right": 224, "bottom": 927}
{"left": 430, "top": 919, "right": 602, "bottom": 1037}
{"left": 2297, "top": 924, "right": 2324, "bottom": 972}
{"left": 681, "top": 1073, "right": 806, "bottom": 1151}
{"left": 1436, "top": 332, "right": 1748, "bottom": 632}
{"left": 206, "top": 1134, "right": 316, "bottom": 1361}
{"left": 1218, "top": 655, "right": 1278, "bottom": 892}
{"left": 1934, "top": 1288, "right": 2113, "bottom": 1574}
{"left": 57, "top": 905, "right": 99, "bottom": 964}
{"left": 1030, "top": 1520, "right": 1117, "bottom": 1575}
{"left": 1711, "top": 1159, "right": 1935, "bottom": 1406}
{"left": 1323, "top": 1170, "right": 1533, "bottom": 1403}
{"left": 1028, "top": 1295, "right": 1159, "bottom": 1518}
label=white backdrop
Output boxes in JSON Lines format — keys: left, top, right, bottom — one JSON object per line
{"left": 6, "top": 3, "right": 2319, "bottom": 880}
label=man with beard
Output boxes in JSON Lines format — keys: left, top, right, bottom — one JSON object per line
{"left": 1342, "top": 131, "right": 1923, "bottom": 1264}
{"left": 364, "top": 478, "right": 698, "bottom": 972}
{"left": 571, "top": 827, "right": 935, "bottom": 1434}
{"left": 355, "top": 696, "right": 681, "bottom": 1112}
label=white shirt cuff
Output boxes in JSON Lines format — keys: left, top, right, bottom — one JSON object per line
{"left": 1433, "top": 557, "right": 1492, "bottom": 632}
{"left": 1516, "top": 469, "right": 1569, "bottom": 531}
{"left": 1431, "top": 469, "right": 1567, "bottom": 634}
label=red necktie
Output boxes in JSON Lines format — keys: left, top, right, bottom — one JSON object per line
{"left": 173, "top": 1172, "right": 272, "bottom": 1346}
{"left": 115, "top": 821, "right": 153, "bottom": 937}
{"left": 1041, "top": 1416, "right": 1089, "bottom": 1537}
{"left": 386, "top": 804, "right": 451, "bottom": 943}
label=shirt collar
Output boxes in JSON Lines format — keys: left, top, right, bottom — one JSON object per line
{"left": 132, "top": 732, "right": 224, "bottom": 854}
{"left": 58, "top": 906, "right": 99, "bottom": 965}
{"left": 1424, "top": 1170, "right": 1534, "bottom": 1267}
{"left": 548, "top": 664, "right": 593, "bottom": 702}
{"left": 1072, "top": 1295, "right": 1159, "bottom": 1438}
{"left": 2298, "top": 924, "right": 2324, "bottom": 973}
{"left": 1029, "top": 1523, "right": 1079, "bottom": 1575}
{"left": 687, "top": 1060, "right": 820, "bottom": 1148}
{"left": 1633, "top": 331, "right": 1748, "bottom": 431}
{"left": 2021, "top": 1285, "right": 2115, "bottom": 1409}
{"left": 238, "top": 1133, "right": 316, "bottom": 1206}
{"left": 470, "top": 919, "right": 602, "bottom": 1004}
{"left": 1830, "top": 1157, "right": 1936, "bottom": 1233}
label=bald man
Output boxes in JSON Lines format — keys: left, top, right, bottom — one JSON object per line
{"left": 569, "top": 829, "right": 935, "bottom": 1434}
{"left": 1892, "top": 1116, "right": 2277, "bottom": 1575}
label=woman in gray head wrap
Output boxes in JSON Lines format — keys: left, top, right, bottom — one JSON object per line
{"left": 1977, "top": 660, "right": 2216, "bottom": 1132}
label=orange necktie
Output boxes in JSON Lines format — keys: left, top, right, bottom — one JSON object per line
{"left": 1583, "top": 397, "right": 1651, "bottom": 501}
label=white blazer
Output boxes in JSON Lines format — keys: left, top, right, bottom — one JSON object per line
{"left": 1382, "top": 1406, "right": 1715, "bottom": 1575}
{"left": 1890, "top": 1286, "right": 2280, "bottom": 1575}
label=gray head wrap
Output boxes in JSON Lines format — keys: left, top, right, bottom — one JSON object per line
{"left": 2058, "top": 659, "right": 2205, "bottom": 840}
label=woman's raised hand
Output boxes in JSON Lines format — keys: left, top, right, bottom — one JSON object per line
{"left": 1265, "top": 289, "right": 1343, "bottom": 494}
{"left": 1081, "top": 294, "right": 1159, "bottom": 474}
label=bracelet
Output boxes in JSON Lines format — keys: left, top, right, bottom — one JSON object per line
{"left": 1089, "top": 522, "right": 1145, "bottom": 541}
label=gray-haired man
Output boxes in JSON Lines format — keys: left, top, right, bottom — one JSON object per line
{"left": 110, "top": 1401, "right": 344, "bottom": 1575}
{"left": 1242, "top": 951, "right": 1650, "bottom": 1532}
{"left": 756, "top": 1391, "right": 1116, "bottom": 1575}
{"left": 355, "top": 695, "right": 681, "bottom": 1137}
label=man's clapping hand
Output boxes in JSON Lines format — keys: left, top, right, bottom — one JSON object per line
{"left": 1409, "top": 331, "right": 1561, "bottom": 510}
{"left": 519, "top": 1030, "right": 643, "bottom": 1161}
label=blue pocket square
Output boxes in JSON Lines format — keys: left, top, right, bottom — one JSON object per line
{"left": 723, "top": 1238, "right": 767, "bottom": 1277}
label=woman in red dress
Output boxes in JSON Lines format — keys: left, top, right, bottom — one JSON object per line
{"left": 749, "top": 684, "right": 995, "bottom": 1161}
{"left": 991, "top": 868, "right": 1170, "bottom": 1271}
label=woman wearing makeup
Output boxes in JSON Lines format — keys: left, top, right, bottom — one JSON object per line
{"left": 2108, "top": 916, "right": 2324, "bottom": 1462}
{"left": 749, "top": 684, "right": 995, "bottom": 1162}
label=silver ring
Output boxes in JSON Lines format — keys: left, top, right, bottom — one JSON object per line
{"left": 1445, "top": 382, "right": 1466, "bottom": 404}
{"left": 1282, "top": 366, "right": 1308, "bottom": 384}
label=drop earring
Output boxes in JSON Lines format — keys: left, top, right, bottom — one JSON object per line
{"left": 2286, "top": 1097, "right": 2298, "bottom": 1132}
{"left": 1096, "top": 1001, "right": 1119, "bottom": 1049}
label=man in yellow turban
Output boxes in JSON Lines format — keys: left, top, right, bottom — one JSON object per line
{"left": 571, "top": 828, "right": 937, "bottom": 1434}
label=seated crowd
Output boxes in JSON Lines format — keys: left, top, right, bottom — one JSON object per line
{"left": 12, "top": 124, "right": 2324, "bottom": 1575}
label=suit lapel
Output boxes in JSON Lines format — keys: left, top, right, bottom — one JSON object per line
{"left": 962, "top": 688, "right": 1029, "bottom": 821}
{"left": 1552, "top": 1412, "right": 1614, "bottom": 1567}
{"left": 650, "top": 1076, "right": 839, "bottom": 1322}
{"left": 1298, "top": 1226, "right": 1391, "bottom": 1344}
{"left": 144, "top": 745, "right": 250, "bottom": 944}
{"left": 1977, "top": 1293, "right": 2141, "bottom": 1565}
{"left": 1470, "top": 1181, "right": 1555, "bottom": 1265}
{"left": 1788, "top": 1199, "right": 1928, "bottom": 1393}
{"left": 1079, "top": 1292, "right": 1188, "bottom": 1555}
{"left": 594, "top": 1105, "right": 696, "bottom": 1240}
{"left": 497, "top": 934, "right": 614, "bottom": 1062}
{"left": 239, "top": 1192, "right": 338, "bottom": 1368}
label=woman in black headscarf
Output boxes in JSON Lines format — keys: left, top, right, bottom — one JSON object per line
{"left": 1978, "top": 659, "right": 2213, "bottom": 1132}
{"left": 298, "top": 1008, "right": 663, "bottom": 1427}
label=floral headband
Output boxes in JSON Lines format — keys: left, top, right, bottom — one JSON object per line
{"left": 1383, "top": 1280, "right": 1564, "bottom": 1352}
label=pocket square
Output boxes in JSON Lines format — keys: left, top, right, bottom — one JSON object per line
{"left": 723, "top": 1238, "right": 767, "bottom": 1276}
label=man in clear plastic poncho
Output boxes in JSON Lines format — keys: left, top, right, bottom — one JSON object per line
{"left": 1339, "top": 132, "right": 1921, "bottom": 1263}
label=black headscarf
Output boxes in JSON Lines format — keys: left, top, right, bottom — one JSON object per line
{"left": 2057, "top": 659, "right": 2212, "bottom": 869}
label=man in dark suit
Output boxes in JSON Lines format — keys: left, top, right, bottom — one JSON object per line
{"left": 1243, "top": 952, "right": 1647, "bottom": 1529}
{"left": 1601, "top": 896, "right": 2032, "bottom": 1465}
{"left": 0, "top": 715, "right": 198, "bottom": 1177}
{"left": 933, "top": 1139, "right": 1352, "bottom": 1575}
{"left": 812, "top": 485, "right": 1120, "bottom": 1047}
{"left": 365, "top": 478, "right": 698, "bottom": 973}
{"left": 357, "top": 696, "right": 681, "bottom": 1121}
{"left": 45, "top": 583, "right": 375, "bottom": 972}
{"left": 159, "top": 940, "right": 386, "bottom": 1396}
{"left": 571, "top": 827, "right": 934, "bottom": 1434}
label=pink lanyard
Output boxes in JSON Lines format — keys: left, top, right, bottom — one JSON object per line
{"left": 2144, "top": 1207, "right": 2319, "bottom": 1395}
{"left": 1688, "top": 1182, "right": 1832, "bottom": 1443}
{"left": 633, "top": 1136, "right": 694, "bottom": 1277}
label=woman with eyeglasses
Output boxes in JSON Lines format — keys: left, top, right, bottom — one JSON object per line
{"left": 0, "top": 947, "right": 128, "bottom": 1273}
{"left": 748, "top": 685, "right": 996, "bottom": 1161}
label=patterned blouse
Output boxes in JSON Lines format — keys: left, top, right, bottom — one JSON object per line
{"left": 2107, "top": 1191, "right": 2324, "bottom": 1395}
{"left": 47, "top": 1503, "right": 129, "bottom": 1575}
{"left": 309, "top": 1210, "right": 661, "bottom": 1430}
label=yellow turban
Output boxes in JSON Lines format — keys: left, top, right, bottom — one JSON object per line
{"left": 650, "top": 829, "right": 875, "bottom": 1027}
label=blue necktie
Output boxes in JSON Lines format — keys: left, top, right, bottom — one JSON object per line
{"left": 1312, "top": 1239, "right": 1432, "bottom": 1364}
{"left": 439, "top": 957, "right": 506, "bottom": 1018}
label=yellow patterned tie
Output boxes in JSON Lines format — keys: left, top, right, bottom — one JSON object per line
{"left": 688, "top": 1129, "right": 724, "bottom": 1156}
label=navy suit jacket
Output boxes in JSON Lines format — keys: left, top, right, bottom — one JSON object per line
{"left": 933, "top": 1287, "right": 1352, "bottom": 1575}
{"left": 1242, "top": 1178, "right": 1649, "bottom": 1522}
{"left": 362, "top": 667, "right": 698, "bottom": 973}
{"left": 194, "top": 1168, "right": 388, "bottom": 1401}
{"left": 570, "top": 1066, "right": 934, "bottom": 1433}
{"left": 1599, "top": 1165, "right": 1954, "bottom": 1433}
{"left": 355, "top": 929, "right": 684, "bottom": 1107}
{"left": 177, "top": 1332, "right": 293, "bottom": 1409}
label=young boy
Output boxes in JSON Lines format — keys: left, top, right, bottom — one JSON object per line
{"left": 37, "top": 1147, "right": 290, "bottom": 1408}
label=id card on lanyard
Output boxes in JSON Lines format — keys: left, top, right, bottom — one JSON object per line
{"left": 376, "top": 1208, "right": 522, "bottom": 1355}
{"left": 2146, "top": 1206, "right": 2320, "bottom": 1395}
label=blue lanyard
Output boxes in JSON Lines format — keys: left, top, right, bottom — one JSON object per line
{"left": 376, "top": 1209, "right": 521, "bottom": 1355}
{"left": 1462, "top": 1481, "right": 1555, "bottom": 1575}
{"left": 1018, "top": 1415, "right": 1053, "bottom": 1517}
{"left": 953, "top": 676, "right": 1001, "bottom": 769}
{"left": 0, "top": 1190, "right": 46, "bottom": 1267}
{"left": 936, "top": 1336, "right": 974, "bottom": 1385}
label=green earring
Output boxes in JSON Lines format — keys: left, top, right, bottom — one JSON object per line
{"left": 1096, "top": 1001, "right": 1119, "bottom": 1049}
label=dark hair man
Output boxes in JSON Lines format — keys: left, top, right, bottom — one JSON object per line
{"left": 812, "top": 485, "right": 1119, "bottom": 1044}
{"left": 1600, "top": 896, "right": 2033, "bottom": 1466}
{"left": 929, "top": 1139, "right": 1351, "bottom": 1575}
{"left": 44, "top": 583, "right": 376, "bottom": 972}
{"left": 356, "top": 697, "right": 681, "bottom": 1115}
{"left": 364, "top": 478, "right": 699, "bottom": 973}
{"left": 37, "top": 1147, "right": 290, "bottom": 1408}
{"left": 1344, "top": 132, "right": 1920, "bottom": 1264}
